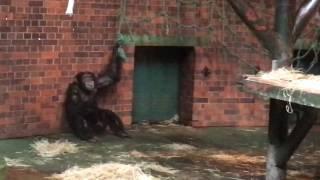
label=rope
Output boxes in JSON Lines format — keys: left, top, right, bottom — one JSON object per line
{"left": 282, "top": 89, "right": 294, "bottom": 114}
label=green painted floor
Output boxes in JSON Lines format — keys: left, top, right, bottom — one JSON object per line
{"left": 0, "top": 125, "right": 319, "bottom": 180}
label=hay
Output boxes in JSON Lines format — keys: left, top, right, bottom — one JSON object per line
{"left": 161, "top": 143, "right": 197, "bottom": 151}
{"left": 141, "top": 162, "right": 179, "bottom": 175}
{"left": 31, "top": 139, "right": 79, "bottom": 158}
{"left": 146, "top": 128, "right": 161, "bottom": 134}
{"left": 209, "top": 154, "right": 265, "bottom": 165}
{"left": 4, "top": 157, "right": 30, "bottom": 167}
{"left": 158, "top": 114, "right": 179, "bottom": 126}
{"left": 256, "top": 68, "right": 320, "bottom": 92}
{"left": 50, "top": 163, "right": 158, "bottom": 180}
{"left": 258, "top": 68, "right": 304, "bottom": 81}
{"left": 288, "top": 170, "right": 314, "bottom": 179}
{"left": 239, "top": 129, "right": 259, "bottom": 133}
{"left": 130, "top": 150, "right": 150, "bottom": 158}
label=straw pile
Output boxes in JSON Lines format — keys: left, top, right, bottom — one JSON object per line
{"left": 141, "top": 162, "right": 179, "bottom": 175}
{"left": 50, "top": 163, "right": 158, "bottom": 180}
{"left": 210, "top": 154, "right": 265, "bottom": 165}
{"left": 256, "top": 68, "right": 320, "bottom": 92}
{"left": 159, "top": 114, "right": 179, "bottom": 126}
{"left": 4, "top": 157, "right": 30, "bottom": 167}
{"left": 31, "top": 139, "right": 79, "bottom": 158}
{"left": 130, "top": 150, "right": 150, "bottom": 158}
{"left": 161, "top": 143, "right": 197, "bottom": 151}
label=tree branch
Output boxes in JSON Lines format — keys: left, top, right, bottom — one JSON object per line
{"left": 275, "top": 0, "right": 293, "bottom": 46}
{"left": 292, "top": 0, "right": 320, "bottom": 42}
{"left": 226, "top": 0, "right": 271, "bottom": 48}
{"left": 227, "top": 0, "right": 292, "bottom": 66}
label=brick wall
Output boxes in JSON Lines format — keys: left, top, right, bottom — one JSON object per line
{"left": 1, "top": 0, "right": 317, "bottom": 138}
{"left": 190, "top": 1, "right": 272, "bottom": 127}
{"left": 191, "top": 46, "right": 270, "bottom": 127}
{"left": 0, "top": 0, "right": 133, "bottom": 138}
{"left": 120, "top": 0, "right": 272, "bottom": 127}
{"left": 179, "top": 48, "right": 195, "bottom": 125}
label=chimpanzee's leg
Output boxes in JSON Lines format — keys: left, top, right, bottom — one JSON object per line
{"left": 89, "top": 110, "right": 107, "bottom": 135}
{"left": 101, "top": 109, "right": 130, "bottom": 138}
{"left": 69, "top": 115, "right": 94, "bottom": 141}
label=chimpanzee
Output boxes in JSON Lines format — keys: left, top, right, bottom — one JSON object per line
{"left": 64, "top": 43, "right": 129, "bottom": 141}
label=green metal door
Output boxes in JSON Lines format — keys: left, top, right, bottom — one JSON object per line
{"left": 133, "top": 47, "right": 180, "bottom": 123}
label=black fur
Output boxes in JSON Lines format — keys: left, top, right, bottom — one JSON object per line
{"left": 65, "top": 72, "right": 129, "bottom": 141}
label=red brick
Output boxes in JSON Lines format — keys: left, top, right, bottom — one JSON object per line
{"left": 29, "top": 1, "right": 43, "bottom": 7}
{"left": 0, "top": 0, "right": 10, "bottom": 5}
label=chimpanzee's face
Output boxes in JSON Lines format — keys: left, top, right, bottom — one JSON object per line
{"left": 82, "top": 73, "right": 96, "bottom": 91}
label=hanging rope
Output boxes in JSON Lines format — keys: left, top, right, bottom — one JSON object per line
{"left": 282, "top": 89, "right": 294, "bottom": 114}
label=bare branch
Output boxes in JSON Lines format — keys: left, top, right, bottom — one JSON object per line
{"left": 227, "top": 0, "right": 292, "bottom": 64}
{"left": 275, "top": 0, "right": 293, "bottom": 45}
{"left": 292, "top": 0, "right": 320, "bottom": 42}
{"left": 226, "top": 0, "right": 269, "bottom": 37}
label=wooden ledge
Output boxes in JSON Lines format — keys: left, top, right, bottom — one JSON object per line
{"left": 240, "top": 75, "right": 320, "bottom": 108}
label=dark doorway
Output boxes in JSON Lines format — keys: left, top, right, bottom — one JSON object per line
{"left": 133, "top": 46, "right": 193, "bottom": 123}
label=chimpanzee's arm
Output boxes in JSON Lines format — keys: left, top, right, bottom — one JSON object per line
{"left": 65, "top": 83, "right": 83, "bottom": 112}
{"left": 96, "top": 44, "right": 123, "bottom": 89}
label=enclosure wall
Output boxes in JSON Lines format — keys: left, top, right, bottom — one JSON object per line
{"left": 2, "top": 0, "right": 318, "bottom": 137}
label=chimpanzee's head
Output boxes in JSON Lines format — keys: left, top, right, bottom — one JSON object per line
{"left": 75, "top": 72, "right": 96, "bottom": 92}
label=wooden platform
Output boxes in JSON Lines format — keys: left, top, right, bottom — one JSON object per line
{"left": 240, "top": 75, "right": 320, "bottom": 108}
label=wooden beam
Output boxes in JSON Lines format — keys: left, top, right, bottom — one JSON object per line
{"left": 277, "top": 105, "right": 318, "bottom": 165}
{"left": 240, "top": 78, "right": 318, "bottom": 179}
{"left": 266, "top": 99, "right": 289, "bottom": 180}
{"left": 266, "top": 99, "right": 317, "bottom": 180}
{"left": 240, "top": 77, "right": 320, "bottom": 109}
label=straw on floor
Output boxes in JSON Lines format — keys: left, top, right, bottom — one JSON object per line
{"left": 31, "top": 139, "right": 79, "bottom": 158}
{"left": 49, "top": 163, "right": 158, "bottom": 180}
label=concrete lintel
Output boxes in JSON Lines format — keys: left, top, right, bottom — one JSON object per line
{"left": 120, "top": 35, "right": 210, "bottom": 47}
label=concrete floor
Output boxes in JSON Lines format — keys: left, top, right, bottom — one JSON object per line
{"left": 0, "top": 125, "right": 319, "bottom": 180}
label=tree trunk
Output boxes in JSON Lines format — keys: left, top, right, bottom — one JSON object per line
{"left": 272, "top": 0, "right": 292, "bottom": 70}
{"left": 266, "top": 99, "right": 288, "bottom": 180}
{"left": 266, "top": 146, "right": 286, "bottom": 180}
{"left": 226, "top": 1, "right": 320, "bottom": 179}
{"left": 266, "top": 100, "right": 318, "bottom": 180}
